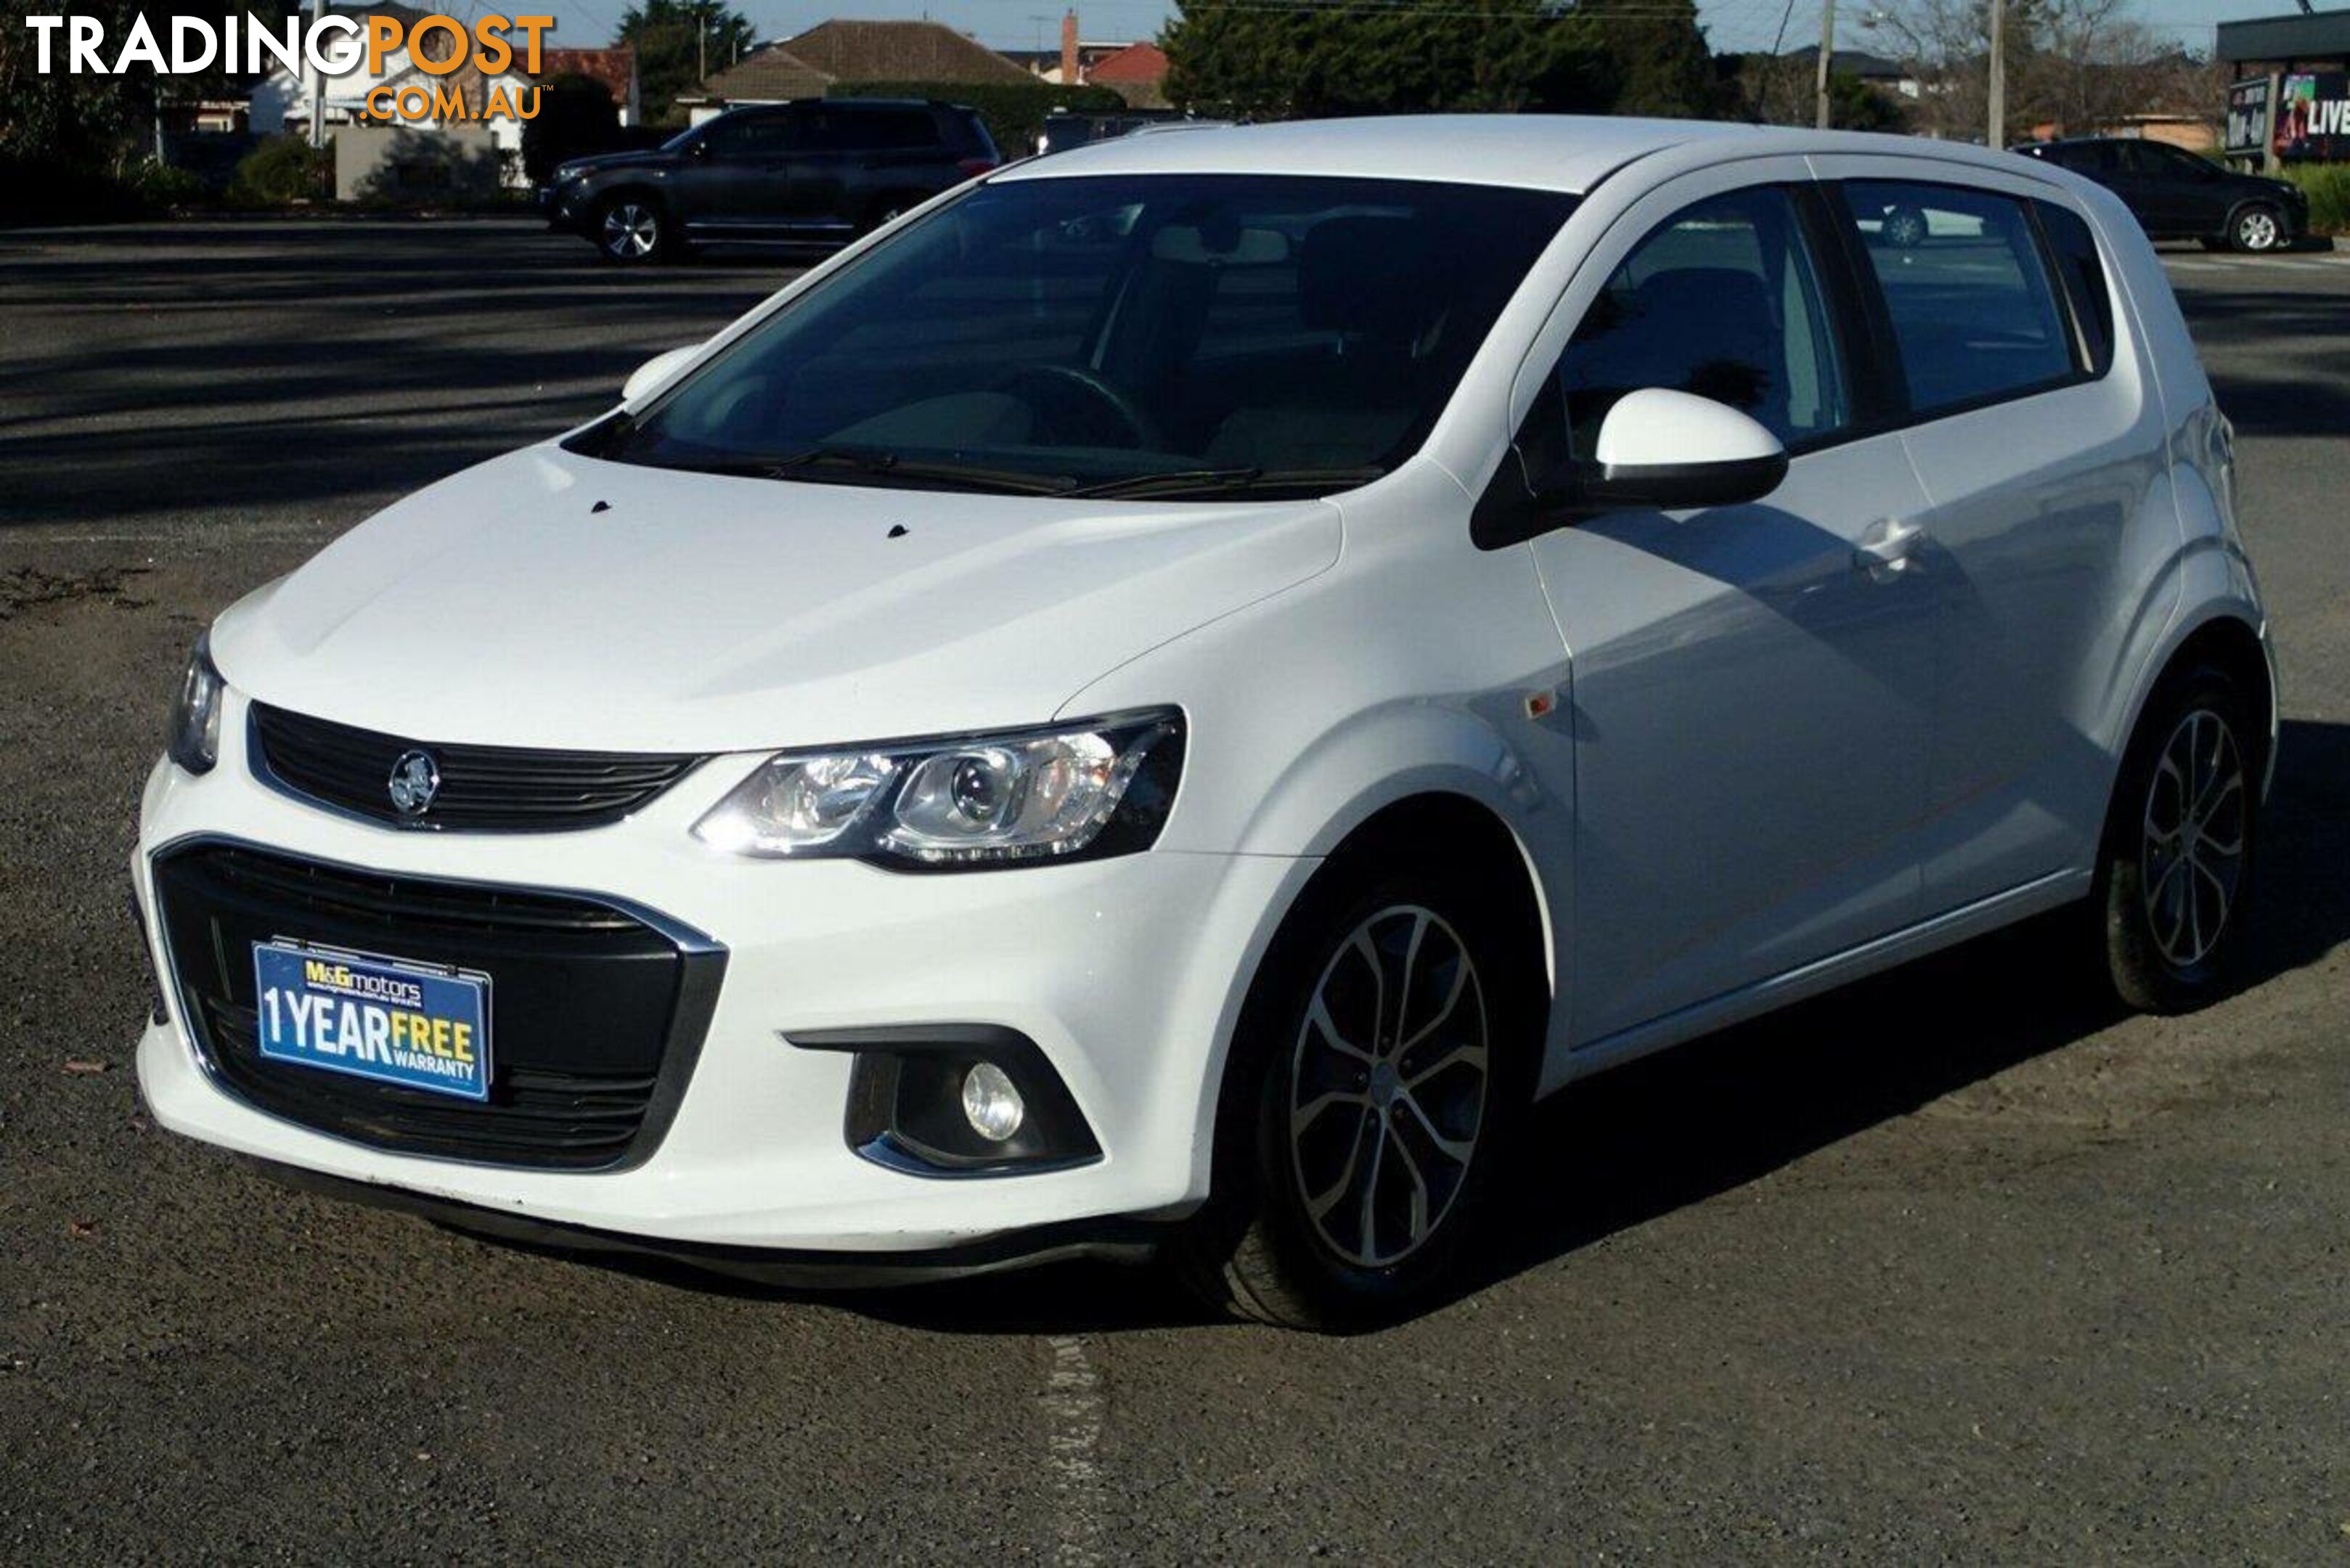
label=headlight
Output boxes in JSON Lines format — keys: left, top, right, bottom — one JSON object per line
{"left": 166, "top": 633, "right": 224, "bottom": 775}
{"left": 693, "top": 709, "right": 1183, "bottom": 867}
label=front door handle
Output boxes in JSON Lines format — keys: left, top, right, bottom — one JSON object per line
{"left": 1853, "top": 518, "right": 1925, "bottom": 581}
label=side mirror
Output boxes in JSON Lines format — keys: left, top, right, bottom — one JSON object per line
{"left": 621, "top": 343, "right": 702, "bottom": 404}
{"left": 1580, "top": 388, "right": 1788, "bottom": 511}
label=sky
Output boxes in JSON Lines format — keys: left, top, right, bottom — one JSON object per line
{"left": 524, "top": 0, "right": 2317, "bottom": 70}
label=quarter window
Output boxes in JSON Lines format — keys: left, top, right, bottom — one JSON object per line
{"left": 2036, "top": 201, "right": 2115, "bottom": 377}
{"left": 1840, "top": 181, "right": 2079, "bottom": 415}
{"left": 1556, "top": 185, "right": 1850, "bottom": 459}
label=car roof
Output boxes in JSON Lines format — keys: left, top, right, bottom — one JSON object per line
{"left": 990, "top": 115, "right": 2044, "bottom": 195}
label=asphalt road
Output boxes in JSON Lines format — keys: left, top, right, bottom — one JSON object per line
{"left": 4, "top": 219, "right": 2347, "bottom": 1562}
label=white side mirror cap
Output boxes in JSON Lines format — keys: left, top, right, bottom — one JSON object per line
{"left": 1588, "top": 387, "right": 1788, "bottom": 510}
{"left": 623, "top": 344, "right": 703, "bottom": 404}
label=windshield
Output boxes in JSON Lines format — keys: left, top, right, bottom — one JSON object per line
{"left": 573, "top": 173, "right": 1577, "bottom": 499}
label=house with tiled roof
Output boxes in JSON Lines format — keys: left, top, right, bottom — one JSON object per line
{"left": 679, "top": 19, "right": 1030, "bottom": 118}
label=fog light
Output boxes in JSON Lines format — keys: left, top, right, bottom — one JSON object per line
{"left": 960, "top": 1061, "right": 1024, "bottom": 1143}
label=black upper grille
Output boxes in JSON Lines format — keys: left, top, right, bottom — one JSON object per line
{"left": 249, "top": 703, "right": 705, "bottom": 832}
{"left": 151, "top": 844, "right": 725, "bottom": 1171}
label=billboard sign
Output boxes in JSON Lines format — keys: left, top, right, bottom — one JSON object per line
{"left": 2275, "top": 72, "right": 2350, "bottom": 162}
{"left": 2224, "top": 76, "right": 2270, "bottom": 157}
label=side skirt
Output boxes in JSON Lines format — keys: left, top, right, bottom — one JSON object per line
{"left": 1542, "top": 867, "right": 2092, "bottom": 1095}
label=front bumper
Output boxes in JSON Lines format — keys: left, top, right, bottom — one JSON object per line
{"left": 133, "top": 693, "right": 1309, "bottom": 1259}
{"left": 539, "top": 181, "right": 590, "bottom": 233}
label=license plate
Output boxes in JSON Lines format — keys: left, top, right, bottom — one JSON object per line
{"left": 252, "top": 941, "right": 491, "bottom": 1101}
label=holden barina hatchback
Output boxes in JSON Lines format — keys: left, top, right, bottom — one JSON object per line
{"left": 136, "top": 118, "right": 2274, "bottom": 1330}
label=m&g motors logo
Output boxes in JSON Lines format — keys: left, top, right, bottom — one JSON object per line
{"left": 17, "top": 10, "right": 556, "bottom": 124}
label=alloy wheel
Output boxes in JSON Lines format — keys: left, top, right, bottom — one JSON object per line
{"left": 1287, "top": 905, "right": 1490, "bottom": 1269}
{"left": 602, "top": 203, "right": 660, "bottom": 261}
{"left": 2140, "top": 708, "right": 2248, "bottom": 970}
{"left": 2236, "top": 208, "right": 2280, "bottom": 252}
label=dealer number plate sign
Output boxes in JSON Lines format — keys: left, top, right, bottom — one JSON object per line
{"left": 252, "top": 942, "right": 491, "bottom": 1101}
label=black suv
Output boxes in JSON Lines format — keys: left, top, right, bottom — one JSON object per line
{"left": 2016, "top": 137, "right": 2309, "bottom": 253}
{"left": 543, "top": 99, "right": 1000, "bottom": 264}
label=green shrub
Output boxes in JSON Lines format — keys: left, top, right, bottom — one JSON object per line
{"left": 2281, "top": 164, "right": 2350, "bottom": 235}
{"left": 824, "top": 81, "right": 1129, "bottom": 157}
{"left": 128, "top": 158, "right": 208, "bottom": 208}
{"left": 228, "top": 136, "right": 333, "bottom": 205}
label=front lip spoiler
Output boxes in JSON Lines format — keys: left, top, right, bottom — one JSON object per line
{"left": 237, "top": 1153, "right": 1171, "bottom": 1289}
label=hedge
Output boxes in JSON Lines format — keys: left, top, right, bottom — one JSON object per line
{"left": 2281, "top": 163, "right": 2350, "bottom": 236}
{"left": 824, "top": 81, "right": 1129, "bottom": 156}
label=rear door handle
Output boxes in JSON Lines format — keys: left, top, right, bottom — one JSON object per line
{"left": 1853, "top": 518, "right": 1925, "bottom": 580}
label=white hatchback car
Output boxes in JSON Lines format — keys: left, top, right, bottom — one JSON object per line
{"left": 134, "top": 118, "right": 2273, "bottom": 1328}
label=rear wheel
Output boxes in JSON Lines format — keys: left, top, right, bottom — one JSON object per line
{"left": 595, "top": 195, "right": 669, "bottom": 264}
{"left": 2094, "top": 663, "right": 2260, "bottom": 1013}
{"left": 2229, "top": 203, "right": 2283, "bottom": 253}
{"left": 1172, "top": 861, "right": 1538, "bottom": 1331}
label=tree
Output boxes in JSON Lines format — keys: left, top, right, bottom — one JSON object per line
{"left": 619, "top": 0, "right": 758, "bottom": 126}
{"left": 1868, "top": 0, "right": 2194, "bottom": 142}
{"left": 522, "top": 73, "right": 623, "bottom": 184}
{"left": 1162, "top": 0, "right": 1718, "bottom": 121}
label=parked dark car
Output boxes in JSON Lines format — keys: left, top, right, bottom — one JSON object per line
{"left": 2015, "top": 137, "right": 2309, "bottom": 253}
{"left": 542, "top": 99, "right": 1000, "bottom": 263}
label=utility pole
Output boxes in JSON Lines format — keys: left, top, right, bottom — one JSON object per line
{"left": 698, "top": 3, "right": 709, "bottom": 86}
{"left": 307, "top": 0, "right": 327, "bottom": 149}
{"left": 1986, "top": 0, "right": 2006, "bottom": 148}
{"left": 1814, "top": 0, "right": 1837, "bottom": 129}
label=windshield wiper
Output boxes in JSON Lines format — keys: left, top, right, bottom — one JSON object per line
{"left": 1064, "top": 465, "right": 1388, "bottom": 500}
{"left": 759, "top": 446, "right": 1077, "bottom": 496}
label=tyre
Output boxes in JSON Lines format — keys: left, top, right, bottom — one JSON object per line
{"left": 595, "top": 195, "right": 669, "bottom": 264}
{"left": 2229, "top": 203, "right": 2283, "bottom": 254}
{"left": 2094, "top": 662, "right": 2260, "bottom": 1013}
{"left": 1171, "top": 858, "right": 1541, "bottom": 1331}
{"left": 1883, "top": 203, "right": 1929, "bottom": 248}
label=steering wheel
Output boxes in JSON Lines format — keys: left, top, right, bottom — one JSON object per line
{"left": 990, "top": 363, "right": 1162, "bottom": 450}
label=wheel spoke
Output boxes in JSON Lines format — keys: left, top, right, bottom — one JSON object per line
{"left": 1390, "top": 1128, "right": 1432, "bottom": 1246}
{"left": 1350, "top": 928, "right": 1390, "bottom": 1052}
{"left": 1398, "top": 954, "right": 1469, "bottom": 1055}
{"left": 1307, "top": 995, "right": 1372, "bottom": 1064}
{"left": 1292, "top": 1088, "right": 1368, "bottom": 1138}
{"left": 1400, "top": 1090, "right": 1476, "bottom": 1167}
{"left": 1403, "top": 1040, "right": 1487, "bottom": 1091}
{"left": 1355, "top": 1119, "right": 1389, "bottom": 1260}
{"left": 1305, "top": 1107, "right": 1375, "bottom": 1222}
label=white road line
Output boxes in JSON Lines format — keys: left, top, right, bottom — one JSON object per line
{"left": 1040, "top": 1335, "right": 1110, "bottom": 1567}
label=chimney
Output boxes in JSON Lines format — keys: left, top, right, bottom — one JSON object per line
{"left": 1060, "top": 9, "right": 1079, "bottom": 84}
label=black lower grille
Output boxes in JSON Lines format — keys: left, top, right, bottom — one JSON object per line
{"left": 151, "top": 843, "right": 724, "bottom": 1171}
{"left": 249, "top": 703, "right": 705, "bottom": 831}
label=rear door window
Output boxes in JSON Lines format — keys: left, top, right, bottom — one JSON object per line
{"left": 1838, "top": 181, "right": 2078, "bottom": 415}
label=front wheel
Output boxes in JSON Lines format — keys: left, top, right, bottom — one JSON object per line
{"left": 595, "top": 196, "right": 669, "bottom": 264}
{"left": 2229, "top": 203, "right": 2283, "bottom": 254}
{"left": 2094, "top": 663, "right": 2261, "bottom": 1013}
{"left": 1171, "top": 863, "right": 1538, "bottom": 1330}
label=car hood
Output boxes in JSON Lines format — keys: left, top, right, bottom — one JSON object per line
{"left": 211, "top": 446, "right": 1343, "bottom": 753}
{"left": 559, "top": 150, "right": 670, "bottom": 177}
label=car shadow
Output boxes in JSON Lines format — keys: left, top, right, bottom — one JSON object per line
{"left": 458, "top": 717, "right": 2350, "bottom": 1336}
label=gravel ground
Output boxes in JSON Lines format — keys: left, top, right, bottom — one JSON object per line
{"left": 1, "top": 219, "right": 2346, "bottom": 1562}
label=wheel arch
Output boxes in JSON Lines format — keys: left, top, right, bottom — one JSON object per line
{"left": 2116, "top": 608, "right": 2277, "bottom": 804}
{"left": 1191, "top": 785, "right": 1559, "bottom": 1201}
{"left": 2222, "top": 193, "right": 2285, "bottom": 245}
